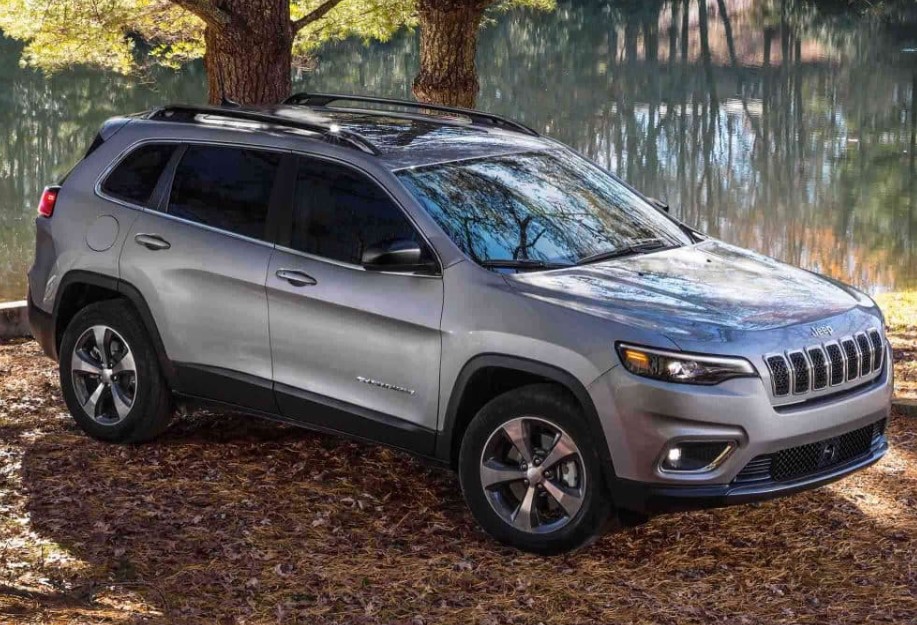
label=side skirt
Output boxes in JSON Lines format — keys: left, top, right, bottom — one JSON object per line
{"left": 172, "top": 363, "right": 438, "bottom": 459}
{"left": 274, "top": 382, "right": 437, "bottom": 456}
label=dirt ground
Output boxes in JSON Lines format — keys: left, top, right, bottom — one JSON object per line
{"left": 1, "top": 303, "right": 916, "bottom": 624}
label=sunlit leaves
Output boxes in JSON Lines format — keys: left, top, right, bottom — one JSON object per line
{"left": 0, "top": 0, "right": 555, "bottom": 74}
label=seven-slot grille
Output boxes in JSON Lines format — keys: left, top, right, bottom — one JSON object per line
{"left": 764, "top": 328, "right": 884, "bottom": 398}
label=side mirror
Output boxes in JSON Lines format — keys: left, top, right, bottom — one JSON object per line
{"left": 649, "top": 197, "right": 670, "bottom": 213}
{"left": 362, "top": 238, "right": 437, "bottom": 274}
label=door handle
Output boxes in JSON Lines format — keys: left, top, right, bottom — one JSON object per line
{"left": 134, "top": 233, "right": 171, "bottom": 251}
{"left": 276, "top": 269, "right": 317, "bottom": 287}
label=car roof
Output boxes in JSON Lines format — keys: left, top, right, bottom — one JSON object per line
{"left": 143, "top": 99, "right": 555, "bottom": 170}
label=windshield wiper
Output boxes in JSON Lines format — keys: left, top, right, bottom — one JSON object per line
{"left": 480, "top": 259, "right": 572, "bottom": 271}
{"left": 576, "top": 238, "right": 675, "bottom": 266}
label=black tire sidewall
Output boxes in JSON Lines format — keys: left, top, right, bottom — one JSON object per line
{"left": 59, "top": 300, "right": 166, "bottom": 443}
{"left": 458, "top": 383, "right": 611, "bottom": 555}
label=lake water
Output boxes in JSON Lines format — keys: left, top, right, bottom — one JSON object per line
{"left": 1, "top": 0, "right": 915, "bottom": 301}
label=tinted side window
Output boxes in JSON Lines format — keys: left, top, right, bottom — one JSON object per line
{"left": 101, "top": 143, "right": 175, "bottom": 205}
{"left": 292, "top": 158, "right": 420, "bottom": 264}
{"left": 168, "top": 145, "right": 281, "bottom": 240}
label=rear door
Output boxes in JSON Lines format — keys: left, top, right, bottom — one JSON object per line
{"left": 266, "top": 155, "right": 444, "bottom": 453}
{"left": 119, "top": 142, "right": 286, "bottom": 412}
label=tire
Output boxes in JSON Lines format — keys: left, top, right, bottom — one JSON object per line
{"left": 59, "top": 299, "right": 172, "bottom": 443}
{"left": 458, "top": 383, "right": 612, "bottom": 554}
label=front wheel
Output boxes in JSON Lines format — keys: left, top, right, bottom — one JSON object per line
{"left": 458, "top": 384, "right": 612, "bottom": 554}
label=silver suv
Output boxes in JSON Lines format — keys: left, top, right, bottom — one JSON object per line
{"left": 28, "top": 94, "right": 892, "bottom": 554}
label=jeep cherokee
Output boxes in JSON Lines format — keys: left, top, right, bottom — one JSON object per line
{"left": 28, "top": 94, "right": 892, "bottom": 554}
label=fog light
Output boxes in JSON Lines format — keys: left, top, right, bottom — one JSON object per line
{"left": 661, "top": 441, "right": 735, "bottom": 472}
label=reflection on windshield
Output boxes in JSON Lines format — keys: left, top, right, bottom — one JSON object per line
{"left": 397, "top": 151, "right": 690, "bottom": 266}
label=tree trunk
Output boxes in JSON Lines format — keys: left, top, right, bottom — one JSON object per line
{"left": 413, "top": 1, "right": 487, "bottom": 107}
{"left": 203, "top": 0, "right": 292, "bottom": 105}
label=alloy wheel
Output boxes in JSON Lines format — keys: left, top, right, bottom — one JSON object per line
{"left": 479, "top": 416, "right": 586, "bottom": 534}
{"left": 70, "top": 325, "right": 137, "bottom": 425}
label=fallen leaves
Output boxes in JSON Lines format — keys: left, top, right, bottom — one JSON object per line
{"left": 0, "top": 337, "right": 915, "bottom": 624}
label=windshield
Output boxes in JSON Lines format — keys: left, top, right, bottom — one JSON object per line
{"left": 396, "top": 150, "right": 691, "bottom": 267}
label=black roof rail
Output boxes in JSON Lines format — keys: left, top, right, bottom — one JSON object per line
{"left": 147, "top": 105, "right": 380, "bottom": 155}
{"left": 284, "top": 92, "right": 539, "bottom": 137}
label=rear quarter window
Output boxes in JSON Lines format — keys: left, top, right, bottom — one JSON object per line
{"left": 101, "top": 143, "right": 175, "bottom": 206}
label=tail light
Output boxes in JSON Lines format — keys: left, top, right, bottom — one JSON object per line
{"left": 37, "top": 186, "right": 60, "bottom": 218}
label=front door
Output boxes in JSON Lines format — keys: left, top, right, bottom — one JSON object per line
{"left": 266, "top": 156, "right": 443, "bottom": 453}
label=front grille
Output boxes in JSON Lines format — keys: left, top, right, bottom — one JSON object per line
{"left": 825, "top": 343, "right": 845, "bottom": 386}
{"left": 868, "top": 329, "right": 883, "bottom": 372}
{"left": 807, "top": 347, "right": 828, "bottom": 390}
{"left": 764, "top": 327, "right": 883, "bottom": 400}
{"left": 766, "top": 356, "right": 790, "bottom": 396}
{"left": 842, "top": 338, "right": 859, "bottom": 380}
{"left": 734, "top": 420, "right": 885, "bottom": 484}
{"left": 788, "top": 351, "right": 810, "bottom": 393}
{"left": 856, "top": 333, "right": 872, "bottom": 375}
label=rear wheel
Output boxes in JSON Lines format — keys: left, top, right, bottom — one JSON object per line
{"left": 458, "top": 384, "right": 612, "bottom": 554}
{"left": 59, "top": 300, "right": 172, "bottom": 443}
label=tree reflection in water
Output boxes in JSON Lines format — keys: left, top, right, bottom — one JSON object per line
{"left": 0, "top": 0, "right": 914, "bottom": 300}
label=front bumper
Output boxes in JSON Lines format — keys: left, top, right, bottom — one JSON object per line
{"left": 587, "top": 342, "right": 893, "bottom": 510}
{"left": 613, "top": 431, "right": 888, "bottom": 513}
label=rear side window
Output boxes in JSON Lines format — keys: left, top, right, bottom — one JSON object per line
{"left": 168, "top": 145, "right": 281, "bottom": 241}
{"left": 291, "top": 157, "right": 421, "bottom": 264}
{"left": 101, "top": 143, "right": 175, "bottom": 206}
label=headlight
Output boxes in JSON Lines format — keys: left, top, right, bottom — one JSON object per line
{"left": 617, "top": 343, "right": 757, "bottom": 385}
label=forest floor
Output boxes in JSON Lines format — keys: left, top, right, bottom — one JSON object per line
{"left": 0, "top": 294, "right": 915, "bottom": 625}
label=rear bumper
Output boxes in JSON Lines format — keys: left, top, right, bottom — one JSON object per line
{"left": 27, "top": 289, "right": 56, "bottom": 360}
{"left": 613, "top": 433, "right": 888, "bottom": 514}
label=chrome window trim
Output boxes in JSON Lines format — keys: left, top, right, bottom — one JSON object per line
{"left": 96, "top": 137, "right": 445, "bottom": 279}
{"left": 142, "top": 210, "right": 277, "bottom": 250}
{"left": 95, "top": 138, "right": 292, "bottom": 247}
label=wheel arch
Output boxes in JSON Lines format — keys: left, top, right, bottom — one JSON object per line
{"left": 436, "top": 354, "right": 615, "bottom": 482}
{"left": 53, "top": 270, "right": 177, "bottom": 387}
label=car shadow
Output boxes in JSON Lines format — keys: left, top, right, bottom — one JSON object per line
{"left": 18, "top": 409, "right": 917, "bottom": 624}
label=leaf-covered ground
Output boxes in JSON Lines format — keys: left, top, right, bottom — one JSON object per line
{"left": 877, "top": 291, "right": 917, "bottom": 400}
{"left": 1, "top": 313, "right": 916, "bottom": 624}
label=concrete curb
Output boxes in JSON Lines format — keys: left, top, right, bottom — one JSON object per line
{"left": 0, "top": 301, "right": 30, "bottom": 339}
{"left": 893, "top": 398, "right": 917, "bottom": 418}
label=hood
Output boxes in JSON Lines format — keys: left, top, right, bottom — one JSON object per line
{"left": 505, "top": 240, "right": 864, "bottom": 345}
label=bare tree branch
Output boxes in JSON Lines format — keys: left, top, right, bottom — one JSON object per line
{"left": 292, "top": 0, "right": 347, "bottom": 33}
{"left": 171, "top": 0, "right": 231, "bottom": 29}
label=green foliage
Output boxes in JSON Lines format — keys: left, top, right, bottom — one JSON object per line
{"left": 0, "top": 0, "right": 554, "bottom": 73}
